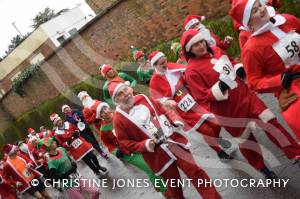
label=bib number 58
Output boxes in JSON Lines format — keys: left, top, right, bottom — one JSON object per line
{"left": 285, "top": 41, "right": 300, "bottom": 58}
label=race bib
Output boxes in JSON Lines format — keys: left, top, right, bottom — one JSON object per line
{"left": 273, "top": 31, "right": 300, "bottom": 68}
{"left": 178, "top": 94, "right": 196, "bottom": 112}
{"left": 213, "top": 55, "right": 237, "bottom": 89}
{"left": 71, "top": 138, "right": 82, "bottom": 149}
{"left": 158, "top": 115, "right": 173, "bottom": 137}
{"left": 77, "top": 122, "right": 86, "bottom": 131}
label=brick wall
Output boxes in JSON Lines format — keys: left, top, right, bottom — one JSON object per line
{"left": 1, "top": 0, "right": 230, "bottom": 118}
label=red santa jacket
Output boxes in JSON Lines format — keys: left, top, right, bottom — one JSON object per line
{"left": 242, "top": 14, "right": 300, "bottom": 94}
{"left": 149, "top": 63, "right": 211, "bottom": 133}
{"left": 82, "top": 100, "right": 104, "bottom": 130}
{"left": 0, "top": 170, "right": 17, "bottom": 199}
{"left": 185, "top": 47, "right": 268, "bottom": 137}
{"left": 3, "top": 155, "right": 42, "bottom": 193}
{"left": 54, "top": 122, "right": 93, "bottom": 161}
{"left": 99, "top": 121, "right": 119, "bottom": 153}
{"left": 113, "top": 94, "right": 189, "bottom": 175}
{"left": 38, "top": 130, "right": 54, "bottom": 139}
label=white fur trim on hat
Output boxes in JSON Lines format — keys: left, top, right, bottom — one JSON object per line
{"left": 211, "top": 81, "right": 229, "bottom": 101}
{"left": 185, "top": 18, "right": 200, "bottom": 30}
{"left": 145, "top": 139, "right": 154, "bottom": 152}
{"left": 96, "top": 102, "right": 109, "bottom": 119}
{"left": 112, "top": 83, "right": 125, "bottom": 102}
{"left": 100, "top": 64, "right": 111, "bottom": 76}
{"left": 242, "top": 0, "right": 256, "bottom": 28}
{"left": 258, "top": 109, "right": 275, "bottom": 123}
{"left": 7, "top": 145, "right": 17, "bottom": 156}
{"left": 77, "top": 91, "right": 89, "bottom": 101}
{"left": 61, "top": 105, "right": 70, "bottom": 113}
{"left": 52, "top": 116, "right": 62, "bottom": 125}
{"left": 185, "top": 32, "right": 205, "bottom": 52}
{"left": 150, "top": 52, "right": 165, "bottom": 67}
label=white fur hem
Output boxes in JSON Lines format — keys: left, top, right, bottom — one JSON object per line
{"left": 174, "top": 120, "right": 184, "bottom": 128}
{"left": 259, "top": 109, "right": 275, "bottom": 123}
{"left": 211, "top": 82, "right": 229, "bottom": 101}
{"left": 145, "top": 139, "right": 154, "bottom": 152}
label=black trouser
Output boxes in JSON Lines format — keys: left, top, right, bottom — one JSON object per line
{"left": 82, "top": 151, "right": 106, "bottom": 174}
{"left": 81, "top": 127, "right": 104, "bottom": 154}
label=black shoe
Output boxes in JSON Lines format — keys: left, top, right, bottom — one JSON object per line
{"left": 218, "top": 150, "right": 233, "bottom": 160}
{"left": 99, "top": 166, "right": 107, "bottom": 172}
{"left": 261, "top": 167, "right": 278, "bottom": 179}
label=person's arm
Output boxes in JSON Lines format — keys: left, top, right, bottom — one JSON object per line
{"left": 103, "top": 81, "right": 113, "bottom": 105}
{"left": 119, "top": 72, "right": 137, "bottom": 87}
{"left": 185, "top": 69, "right": 228, "bottom": 103}
{"left": 242, "top": 48, "right": 282, "bottom": 93}
{"left": 113, "top": 116, "right": 152, "bottom": 153}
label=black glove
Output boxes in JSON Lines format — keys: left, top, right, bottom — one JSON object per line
{"left": 116, "top": 149, "right": 124, "bottom": 158}
{"left": 281, "top": 72, "right": 294, "bottom": 89}
{"left": 236, "top": 67, "right": 246, "bottom": 79}
{"left": 73, "top": 130, "right": 80, "bottom": 138}
{"left": 219, "top": 81, "right": 230, "bottom": 93}
{"left": 67, "top": 139, "right": 73, "bottom": 146}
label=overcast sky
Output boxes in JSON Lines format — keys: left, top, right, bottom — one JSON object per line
{"left": 0, "top": 0, "right": 89, "bottom": 57}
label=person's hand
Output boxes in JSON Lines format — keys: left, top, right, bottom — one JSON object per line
{"left": 148, "top": 140, "right": 156, "bottom": 152}
{"left": 278, "top": 90, "right": 298, "bottom": 111}
{"left": 73, "top": 130, "right": 80, "bottom": 138}
{"left": 224, "top": 36, "right": 233, "bottom": 46}
{"left": 163, "top": 100, "right": 177, "bottom": 110}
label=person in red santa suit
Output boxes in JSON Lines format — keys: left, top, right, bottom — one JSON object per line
{"left": 230, "top": 0, "right": 300, "bottom": 140}
{"left": 183, "top": 15, "right": 233, "bottom": 51}
{"left": 181, "top": 28, "right": 300, "bottom": 177}
{"left": 38, "top": 126, "right": 54, "bottom": 139}
{"left": 108, "top": 78, "right": 221, "bottom": 199}
{"left": 50, "top": 113, "right": 108, "bottom": 178}
{"left": 148, "top": 50, "right": 234, "bottom": 160}
{"left": 3, "top": 144, "right": 50, "bottom": 199}
{"left": 0, "top": 160, "right": 18, "bottom": 199}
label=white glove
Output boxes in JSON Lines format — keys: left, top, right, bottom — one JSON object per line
{"left": 219, "top": 73, "right": 238, "bottom": 89}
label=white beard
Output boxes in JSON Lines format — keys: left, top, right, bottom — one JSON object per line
{"left": 82, "top": 97, "right": 94, "bottom": 108}
{"left": 19, "top": 144, "right": 29, "bottom": 153}
{"left": 129, "top": 104, "right": 151, "bottom": 125}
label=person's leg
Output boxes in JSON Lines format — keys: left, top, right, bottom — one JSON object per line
{"left": 81, "top": 153, "right": 100, "bottom": 174}
{"left": 82, "top": 128, "right": 108, "bottom": 158}
{"left": 169, "top": 143, "right": 221, "bottom": 199}
{"left": 239, "top": 133, "right": 266, "bottom": 171}
{"left": 160, "top": 162, "right": 184, "bottom": 199}
{"left": 196, "top": 120, "right": 222, "bottom": 154}
{"left": 124, "top": 153, "right": 167, "bottom": 194}
{"left": 88, "top": 151, "right": 107, "bottom": 172}
{"left": 257, "top": 118, "right": 300, "bottom": 159}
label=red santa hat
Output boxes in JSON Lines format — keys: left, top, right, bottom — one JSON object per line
{"left": 50, "top": 113, "right": 62, "bottom": 125}
{"left": 148, "top": 51, "right": 166, "bottom": 67}
{"left": 180, "top": 29, "right": 205, "bottom": 54}
{"left": 99, "top": 64, "right": 113, "bottom": 78}
{"left": 28, "top": 128, "right": 36, "bottom": 135}
{"left": 3, "top": 144, "right": 17, "bottom": 156}
{"left": 229, "top": 0, "right": 256, "bottom": 29}
{"left": 61, "top": 104, "right": 70, "bottom": 113}
{"left": 108, "top": 77, "right": 130, "bottom": 103}
{"left": 183, "top": 15, "right": 206, "bottom": 30}
{"left": 130, "top": 46, "right": 144, "bottom": 61}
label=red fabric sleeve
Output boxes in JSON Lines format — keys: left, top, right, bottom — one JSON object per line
{"left": 82, "top": 108, "right": 96, "bottom": 124}
{"left": 242, "top": 47, "right": 282, "bottom": 93}
{"left": 113, "top": 115, "right": 148, "bottom": 154}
